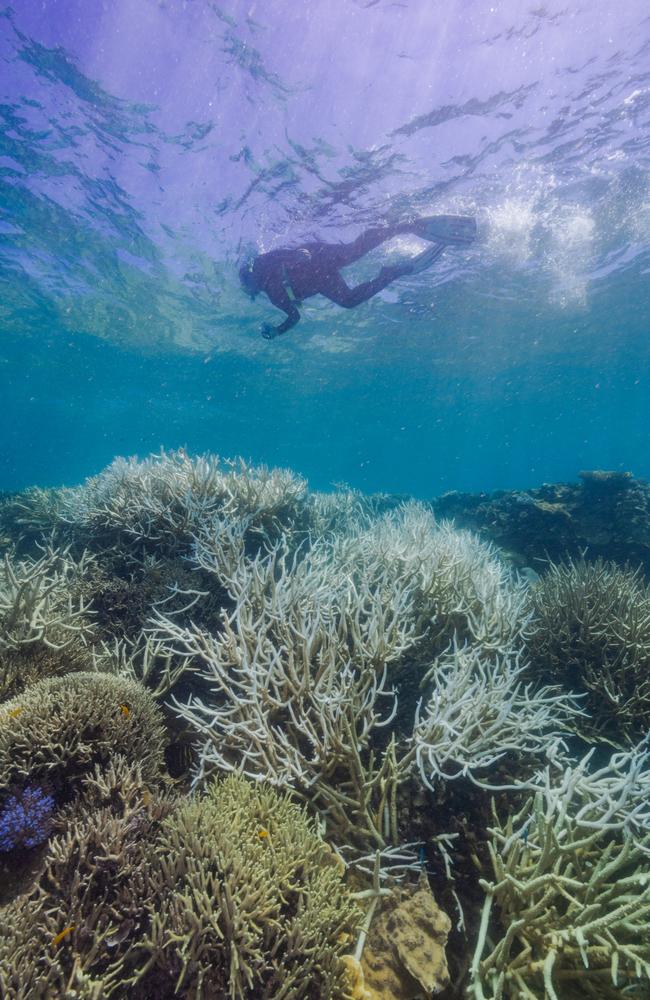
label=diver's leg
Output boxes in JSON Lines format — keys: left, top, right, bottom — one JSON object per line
{"left": 317, "top": 225, "right": 407, "bottom": 270}
{"left": 313, "top": 215, "right": 475, "bottom": 272}
{"left": 318, "top": 266, "right": 406, "bottom": 308}
{"left": 320, "top": 243, "right": 447, "bottom": 308}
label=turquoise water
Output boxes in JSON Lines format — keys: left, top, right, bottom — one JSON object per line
{"left": 1, "top": 1, "right": 649, "bottom": 497}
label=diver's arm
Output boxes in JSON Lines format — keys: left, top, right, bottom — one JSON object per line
{"left": 261, "top": 284, "right": 301, "bottom": 339}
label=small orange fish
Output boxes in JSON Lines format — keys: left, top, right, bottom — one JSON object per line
{"left": 257, "top": 828, "right": 269, "bottom": 840}
{"left": 119, "top": 704, "right": 130, "bottom": 718}
{"left": 51, "top": 925, "right": 75, "bottom": 948}
{"left": 7, "top": 707, "right": 23, "bottom": 719}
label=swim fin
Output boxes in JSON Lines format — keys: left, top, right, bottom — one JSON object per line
{"left": 412, "top": 215, "right": 477, "bottom": 246}
{"left": 402, "top": 242, "right": 446, "bottom": 275}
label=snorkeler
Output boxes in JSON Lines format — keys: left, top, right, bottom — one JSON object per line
{"left": 239, "top": 215, "right": 476, "bottom": 339}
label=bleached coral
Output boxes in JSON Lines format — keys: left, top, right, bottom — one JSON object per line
{"left": 94, "top": 629, "right": 193, "bottom": 700}
{"left": 59, "top": 450, "right": 310, "bottom": 554}
{"left": 307, "top": 486, "right": 399, "bottom": 537}
{"left": 0, "top": 547, "right": 95, "bottom": 699}
{"left": 469, "top": 742, "right": 650, "bottom": 999}
{"left": 0, "top": 487, "right": 70, "bottom": 553}
{"left": 8, "top": 453, "right": 650, "bottom": 998}
{"left": 158, "top": 536, "right": 412, "bottom": 848}
{"left": 328, "top": 504, "right": 528, "bottom": 663}
{"left": 411, "top": 644, "right": 580, "bottom": 788}
{"left": 161, "top": 504, "right": 566, "bottom": 852}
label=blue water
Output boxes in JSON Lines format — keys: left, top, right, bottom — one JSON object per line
{"left": 1, "top": 1, "right": 649, "bottom": 497}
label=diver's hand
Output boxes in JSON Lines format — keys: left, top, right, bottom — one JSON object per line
{"left": 260, "top": 323, "right": 279, "bottom": 341}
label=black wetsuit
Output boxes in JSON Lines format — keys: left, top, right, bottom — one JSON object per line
{"left": 248, "top": 224, "right": 419, "bottom": 336}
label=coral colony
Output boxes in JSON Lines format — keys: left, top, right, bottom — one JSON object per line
{"left": 1, "top": 451, "right": 650, "bottom": 997}
{"left": 0, "top": 785, "right": 54, "bottom": 852}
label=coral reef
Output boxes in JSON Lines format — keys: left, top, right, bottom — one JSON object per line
{"left": 469, "top": 742, "right": 650, "bottom": 999}
{"left": 3, "top": 452, "right": 650, "bottom": 999}
{"left": 525, "top": 558, "right": 650, "bottom": 744}
{"left": 160, "top": 503, "right": 570, "bottom": 852}
{"left": 0, "top": 767, "right": 357, "bottom": 1000}
{"left": 0, "top": 487, "right": 70, "bottom": 557}
{"left": 431, "top": 468, "right": 650, "bottom": 571}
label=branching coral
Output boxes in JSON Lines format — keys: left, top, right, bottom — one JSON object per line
{"left": 138, "top": 775, "right": 358, "bottom": 999}
{"left": 59, "top": 450, "right": 310, "bottom": 556}
{"left": 411, "top": 645, "right": 581, "bottom": 788}
{"left": 469, "top": 742, "right": 650, "bottom": 999}
{"left": 307, "top": 487, "right": 401, "bottom": 538}
{"left": 96, "top": 630, "right": 194, "bottom": 700}
{"left": 525, "top": 558, "right": 650, "bottom": 743}
{"left": 0, "top": 768, "right": 357, "bottom": 1000}
{"left": 0, "top": 547, "right": 95, "bottom": 699}
{"left": 159, "top": 536, "right": 411, "bottom": 849}
{"left": 12, "top": 457, "right": 649, "bottom": 999}
{"left": 0, "top": 671, "right": 166, "bottom": 798}
{"left": 327, "top": 504, "right": 528, "bottom": 665}
{"left": 0, "top": 487, "right": 70, "bottom": 554}
{"left": 162, "top": 507, "right": 571, "bottom": 853}
{"left": 0, "top": 757, "right": 177, "bottom": 998}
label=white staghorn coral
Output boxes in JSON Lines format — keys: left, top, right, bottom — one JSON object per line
{"left": 58, "top": 450, "right": 309, "bottom": 552}
{"left": 156, "top": 536, "right": 413, "bottom": 848}
{"left": 411, "top": 644, "right": 581, "bottom": 788}
{"left": 328, "top": 503, "right": 529, "bottom": 662}
{"left": 93, "top": 629, "right": 193, "bottom": 700}
{"left": 0, "top": 547, "right": 94, "bottom": 655}
{"left": 0, "top": 547, "right": 96, "bottom": 699}
{"left": 159, "top": 503, "right": 565, "bottom": 852}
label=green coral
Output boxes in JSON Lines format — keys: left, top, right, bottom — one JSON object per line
{"left": 469, "top": 748, "right": 650, "bottom": 999}
{"left": 138, "top": 775, "right": 358, "bottom": 999}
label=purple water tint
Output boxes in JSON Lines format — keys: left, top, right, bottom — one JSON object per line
{"left": 2, "top": 0, "right": 648, "bottom": 256}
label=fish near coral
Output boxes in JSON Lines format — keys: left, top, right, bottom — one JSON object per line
{"left": 51, "top": 925, "right": 75, "bottom": 949}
